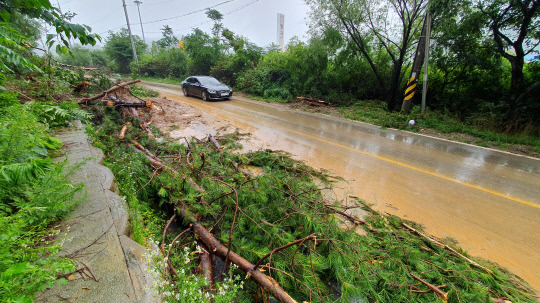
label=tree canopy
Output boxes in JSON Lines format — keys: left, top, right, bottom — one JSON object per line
{"left": 103, "top": 28, "right": 146, "bottom": 74}
{"left": 0, "top": 0, "right": 99, "bottom": 72}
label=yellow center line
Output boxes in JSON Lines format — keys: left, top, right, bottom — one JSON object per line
{"left": 162, "top": 91, "right": 540, "bottom": 210}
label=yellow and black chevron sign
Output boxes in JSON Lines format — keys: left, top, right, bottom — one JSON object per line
{"left": 404, "top": 78, "right": 418, "bottom": 101}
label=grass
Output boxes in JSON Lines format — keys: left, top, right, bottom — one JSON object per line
{"left": 136, "top": 76, "right": 183, "bottom": 85}
{"left": 241, "top": 93, "right": 291, "bottom": 103}
{"left": 339, "top": 100, "right": 540, "bottom": 156}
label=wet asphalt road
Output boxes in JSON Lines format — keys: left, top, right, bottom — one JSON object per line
{"left": 142, "top": 81, "right": 540, "bottom": 292}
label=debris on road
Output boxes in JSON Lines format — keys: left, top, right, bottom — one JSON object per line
{"left": 297, "top": 96, "right": 334, "bottom": 107}
{"left": 80, "top": 80, "right": 143, "bottom": 104}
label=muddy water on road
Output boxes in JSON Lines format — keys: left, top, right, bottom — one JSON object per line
{"left": 144, "top": 81, "right": 540, "bottom": 292}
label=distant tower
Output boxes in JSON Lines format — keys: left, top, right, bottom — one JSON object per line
{"left": 277, "top": 13, "right": 284, "bottom": 51}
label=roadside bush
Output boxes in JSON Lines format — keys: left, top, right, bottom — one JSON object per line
{"left": 131, "top": 85, "right": 159, "bottom": 98}
{"left": 237, "top": 51, "right": 290, "bottom": 96}
{"left": 136, "top": 48, "right": 188, "bottom": 79}
{"left": 57, "top": 44, "right": 108, "bottom": 68}
{"left": 54, "top": 66, "right": 85, "bottom": 85}
{"left": 263, "top": 87, "right": 292, "bottom": 101}
{"left": 0, "top": 91, "right": 19, "bottom": 108}
{"left": 236, "top": 38, "right": 382, "bottom": 104}
{"left": 88, "top": 69, "right": 114, "bottom": 92}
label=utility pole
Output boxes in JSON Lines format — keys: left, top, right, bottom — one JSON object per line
{"left": 134, "top": 0, "right": 146, "bottom": 44}
{"left": 121, "top": 0, "right": 139, "bottom": 67}
{"left": 401, "top": 11, "right": 432, "bottom": 114}
{"left": 421, "top": 12, "right": 432, "bottom": 114}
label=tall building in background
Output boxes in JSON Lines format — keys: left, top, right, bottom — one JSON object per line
{"left": 277, "top": 13, "right": 284, "bottom": 51}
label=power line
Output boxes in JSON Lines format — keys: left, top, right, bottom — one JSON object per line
{"left": 98, "top": 0, "right": 262, "bottom": 37}
{"left": 98, "top": 24, "right": 126, "bottom": 36}
{"left": 99, "top": 0, "right": 238, "bottom": 35}
{"left": 89, "top": 6, "right": 123, "bottom": 26}
{"left": 139, "top": 0, "right": 236, "bottom": 25}
{"left": 223, "top": 0, "right": 261, "bottom": 17}
{"left": 59, "top": 0, "right": 75, "bottom": 6}
{"left": 144, "top": 0, "right": 177, "bottom": 7}
{"left": 175, "top": 0, "right": 262, "bottom": 34}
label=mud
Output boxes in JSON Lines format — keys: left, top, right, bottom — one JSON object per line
{"left": 146, "top": 96, "right": 235, "bottom": 141}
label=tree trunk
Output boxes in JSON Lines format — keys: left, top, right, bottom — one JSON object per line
{"left": 177, "top": 207, "right": 298, "bottom": 303}
{"left": 505, "top": 55, "right": 525, "bottom": 129}
{"left": 387, "top": 62, "right": 404, "bottom": 111}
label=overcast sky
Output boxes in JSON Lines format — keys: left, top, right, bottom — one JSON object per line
{"left": 56, "top": 0, "right": 310, "bottom": 48}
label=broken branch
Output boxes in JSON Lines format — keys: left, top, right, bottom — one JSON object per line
{"left": 209, "top": 134, "right": 223, "bottom": 152}
{"left": 140, "top": 122, "right": 155, "bottom": 139}
{"left": 177, "top": 207, "right": 297, "bottom": 303}
{"left": 199, "top": 246, "right": 214, "bottom": 290}
{"left": 253, "top": 234, "right": 316, "bottom": 271}
{"left": 80, "top": 80, "right": 141, "bottom": 103}
{"left": 409, "top": 272, "right": 448, "bottom": 302}
{"left": 297, "top": 96, "right": 334, "bottom": 107}
{"left": 119, "top": 122, "right": 132, "bottom": 140}
{"left": 325, "top": 204, "right": 372, "bottom": 230}
{"left": 161, "top": 214, "right": 177, "bottom": 253}
{"left": 402, "top": 223, "right": 493, "bottom": 275}
{"left": 131, "top": 142, "right": 206, "bottom": 195}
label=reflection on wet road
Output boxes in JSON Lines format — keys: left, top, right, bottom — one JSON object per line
{"left": 143, "top": 81, "right": 540, "bottom": 292}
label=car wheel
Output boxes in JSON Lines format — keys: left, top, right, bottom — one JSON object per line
{"left": 183, "top": 87, "right": 188, "bottom": 96}
{"left": 202, "top": 91, "right": 208, "bottom": 101}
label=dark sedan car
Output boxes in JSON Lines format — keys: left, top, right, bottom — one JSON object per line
{"left": 181, "top": 76, "right": 233, "bottom": 101}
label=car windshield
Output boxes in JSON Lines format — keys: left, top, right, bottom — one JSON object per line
{"left": 198, "top": 77, "right": 223, "bottom": 86}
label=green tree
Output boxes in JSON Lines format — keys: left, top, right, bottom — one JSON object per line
{"left": 103, "top": 28, "right": 146, "bottom": 73}
{"left": 8, "top": 11, "right": 41, "bottom": 43}
{"left": 476, "top": 0, "right": 539, "bottom": 126}
{"left": 212, "top": 29, "right": 262, "bottom": 85}
{"left": 206, "top": 8, "right": 223, "bottom": 37}
{"left": 0, "top": 0, "right": 99, "bottom": 72}
{"left": 431, "top": 0, "right": 539, "bottom": 129}
{"left": 156, "top": 25, "right": 178, "bottom": 49}
{"left": 306, "top": 0, "right": 428, "bottom": 111}
{"left": 57, "top": 44, "right": 107, "bottom": 68}
{"left": 138, "top": 48, "right": 188, "bottom": 78}
{"left": 183, "top": 28, "right": 223, "bottom": 75}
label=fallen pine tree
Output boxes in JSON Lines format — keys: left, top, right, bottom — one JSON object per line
{"left": 86, "top": 95, "right": 537, "bottom": 303}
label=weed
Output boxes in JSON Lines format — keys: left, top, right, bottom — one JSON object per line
{"left": 144, "top": 241, "right": 244, "bottom": 302}
{"left": 131, "top": 85, "right": 160, "bottom": 98}
{"left": 137, "top": 76, "right": 182, "bottom": 85}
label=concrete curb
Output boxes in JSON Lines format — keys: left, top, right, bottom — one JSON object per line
{"left": 37, "top": 121, "right": 160, "bottom": 303}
